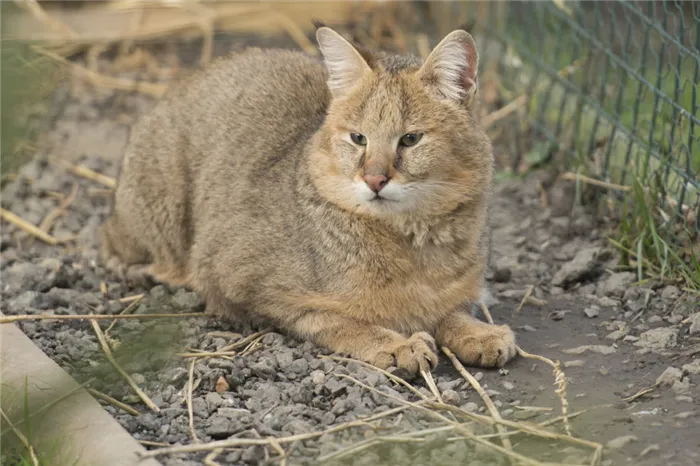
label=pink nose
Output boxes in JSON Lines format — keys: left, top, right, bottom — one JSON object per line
{"left": 364, "top": 174, "right": 389, "bottom": 193}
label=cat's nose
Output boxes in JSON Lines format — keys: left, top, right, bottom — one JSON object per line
{"left": 364, "top": 174, "right": 389, "bottom": 193}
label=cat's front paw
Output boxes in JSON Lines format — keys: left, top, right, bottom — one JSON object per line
{"left": 367, "top": 332, "right": 438, "bottom": 375}
{"left": 452, "top": 324, "right": 517, "bottom": 368}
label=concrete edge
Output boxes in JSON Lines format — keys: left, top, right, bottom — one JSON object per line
{"left": 1, "top": 313, "right": 163, "bottom": 466}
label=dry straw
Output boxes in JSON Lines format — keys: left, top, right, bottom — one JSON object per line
{"left": 91, "top": 319, "right": 160, "bottom": 413}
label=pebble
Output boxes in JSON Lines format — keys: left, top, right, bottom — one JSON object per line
{"left": 660, "top": 286, "right": 680, "bottom": 301}
{"left": 689, "top": 313, "right": 700, "bottom": 334}
{"left": 502, "top": 381, "right": 515, "bottom": 391}
{"left": 681, "top": 359, "right": 700, "bottom": 375}
{"left": 310, "top": 370, "right": 326, "bottom": 385}
{"left": 600, "top": 272, "right": 636, "bottom": 298}
{"left": 606, "top": 330, "right": 626, "bottom": 341}
{"left": 442, "top": 389, "right": 460, "bottom": 406}
{"left": 656, "top": 366, "right": 683, "bottom": 386}
{"left": 289, "top": 358, "right": 309, "bottom": 374}
{"left": 563, "top": 345, "right": 616, "bottom": 355}
{"left": 462, "top": 402, "right": 479, "bottom": 412}
{"left": 606, "top": 435, "right": 638, "bottom": 449}
{"left": 549, "top": 310, "right": 568, "bottom": 321}
{"left": 551, "top": 247, "right": 602, "bottom": 287}
{"left": 205, "top": 392, "right": 223, "bottom": 411}
{"left": 635, "top": 327, "right": 678, "bottom": 353}
{"left": 583, "top": 306, "right": 600, "bottom": 318}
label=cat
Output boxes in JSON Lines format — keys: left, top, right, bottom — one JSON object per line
{"left": 99, "top": 26, "right": 517, "bottom": 374}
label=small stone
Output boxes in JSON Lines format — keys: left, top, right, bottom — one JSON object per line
{"left": 673, "top": 411, "right": 696, "bottom": 419}
{"left": 656, "top": 366, "right": 683, "bottom": 386}
{"left": 681, "top": 359, "right": 700, "bottom": 375}
{"left": 250, "top": 358, "right": 277, "bottom": 379}
{"left": 172, "top": 289, "right": 203, "bottom": 309}
{"left": 310, "top": 370, "right": 326, "bottom": 385}
{"left": 518, "top": 325, "right": 537, "bottom": 332}
{"left": 462, "top": 402, "right": 479, "bottom": 412}
{"left": 549, "top": 310, "right": 569, "bottom": 321}
{"left": 130, "top": 373, "right": 146, "bottom": 385}
{"left": 442, "top": 389, "right": 460, "bottom": 406}
{"left": 639, "top": 444, "right": 660, "bottom": 457}
{"left": 275, "top": 350, "right": 294, "bottom": 368}
{"left": 217, "top": 408, "right": 252, "bottom": 419}
{"left": 601, "top": 272, "right": 636, "bottom": 298}
{"left": 606, "top": 435, "right": 638, "bottom": 449}
{"left": 162, "top": 367, "right": 188, "bottom": 385}
{"left": 191, "top": 397, "right": 208, "bottom": 418}
{"left": 622, "top": 335, "right": 639, "bottom": 342}
{"left": 502, "top": 381, "right": 515, "bottom": 391}
{"left": 666, "top": 314, "right": 685, "bottom": 325}
{"left": 289, "top": 358, "right": 309, "bottom": 374}
{"left": 635, "top": 327, "right": 678, "bottom": 353}
{"left": 598, "top": 297, "right": 619, "bottom": 308}
{"left": 583, "top": 306, "right": 600, "bottom": 318}
{"left": 606, "top": 330, "right": 626, "bottom": 341}
{"left": 688, "top": 313, "right": 700, "bottom": 335}
{"left": 564, "top": 360, "right": 585, "bottom": 368}
{"left": 551, "top": 247, "right": 602, "bottom": 287}
{"left": 500, "top": 289, "right": 528, "bottom": 299}
{"left": 215, "top": 376, "right": 229, "bottom": 393}
{"left": 205, "top": 392, "right": 223, "bottom": 411}
{"left": 672, "top": 378, "right": 691, "bottom": 396}
{"left": 8, "top": 291, "right": 41, "bottom": 313}
{"left": 563, "top": 345, "right": 616, "bottom": 355}
{"left": 241, "top": 446, "right": 264, "bottom": 464}
{"left": 660, "top": 286, "right": 680, "bottom": 302}
{"left": 647, "top": 315, "right": 663, "bottom": 324}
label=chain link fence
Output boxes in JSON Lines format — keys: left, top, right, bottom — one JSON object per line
{"left": 464, "top": 1, "right": 700, "bottom": 227}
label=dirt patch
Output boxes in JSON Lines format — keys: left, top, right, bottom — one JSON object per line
{"left": 2, "top": 38, "right": 699, "bottom": 466}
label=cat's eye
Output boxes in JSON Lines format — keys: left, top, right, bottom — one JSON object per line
{"left": 399, "top": 133, "right": 423, "bottom": 147}
{"left": 350, "top": 133, "right": 368, "bottom": 146}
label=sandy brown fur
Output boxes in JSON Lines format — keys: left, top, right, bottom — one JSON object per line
{"left": 99, "top": 28, "right": 517, "bottom": 373}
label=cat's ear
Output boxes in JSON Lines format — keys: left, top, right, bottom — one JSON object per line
{"left": 316, "top": 27, "right": 371, "bottom": 98}
{"left": 418, "top": 30, "right": 479, "bottom": 105}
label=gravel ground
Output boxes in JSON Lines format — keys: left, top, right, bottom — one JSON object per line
{"left": 2, "top": 35, "right": 700, "bottom": 466}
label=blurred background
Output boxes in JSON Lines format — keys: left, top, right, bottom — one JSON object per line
{"left": 2, "top": 0, "right": 699, "bottom": 285}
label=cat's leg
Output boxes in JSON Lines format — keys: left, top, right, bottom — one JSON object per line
{"left": 288, "top": 310, "right": 438, "bottom": 375}
{"left": 435, "top": 308, "right": 517, "bottom": 368}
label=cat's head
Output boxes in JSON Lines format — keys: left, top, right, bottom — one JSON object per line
{"left": 310, "top": 27, "right": 493, "bottom": 221}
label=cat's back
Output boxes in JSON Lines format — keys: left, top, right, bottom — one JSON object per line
{"left": 167, "top": 48, "right": 330, "bottom": 147}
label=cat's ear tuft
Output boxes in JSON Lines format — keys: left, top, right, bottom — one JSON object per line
{"left": 316, "top": 27, "right": 371, "bottom": 98}
{"left": 418, "top": 30, "right": 479, "bottom": 105}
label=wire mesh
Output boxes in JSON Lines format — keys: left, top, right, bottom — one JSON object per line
{"left": 454, "top": 0, "right": 699, "bottom": 231}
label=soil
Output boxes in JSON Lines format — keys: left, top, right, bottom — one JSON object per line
{"left": 2, "top": 34, "right": 699, "bottom": 466}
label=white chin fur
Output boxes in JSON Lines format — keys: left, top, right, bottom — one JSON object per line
{"left": 352, "top": 181, "right": 377, "bottom": 203}
{"left": 352, "top": 181, "right": 407, "bottom": 204}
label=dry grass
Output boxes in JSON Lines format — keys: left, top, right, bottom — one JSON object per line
{"left": 1, "top": 208, "right": 76, "bottom": 246}
{"left": 90, "top": 319, "right": 160, "bottom": 413}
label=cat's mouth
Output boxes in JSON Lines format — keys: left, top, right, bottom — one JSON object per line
{"left": 370, "top": 194, "right": 395, "bottom": 202}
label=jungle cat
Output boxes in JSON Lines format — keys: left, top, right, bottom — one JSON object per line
{"left": 99, "top": 26, "right": 518, "bottom": 374}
